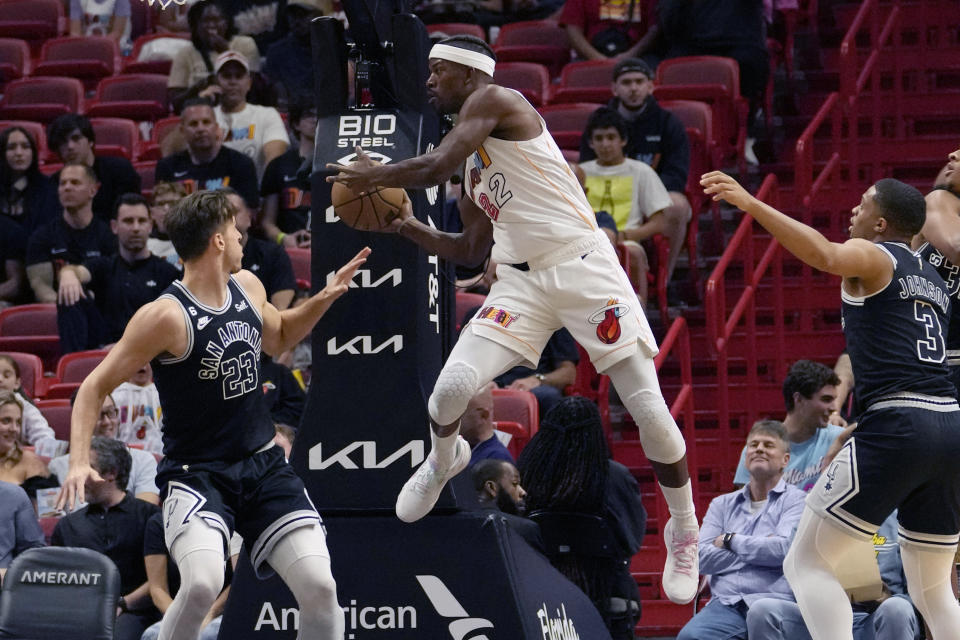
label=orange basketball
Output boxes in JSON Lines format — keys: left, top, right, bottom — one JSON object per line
{"left": 331, "top": 180, "right": 405, "bottom": 231}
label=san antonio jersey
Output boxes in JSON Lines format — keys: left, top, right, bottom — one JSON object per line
{"left": 152, "top": 276, "right": 275, "bottom": 462}
{"left": 918, "top": 242, "right": 960, "bottom": 366}
{"left": 842, "top": 242, "right": 955, "bottom": 409}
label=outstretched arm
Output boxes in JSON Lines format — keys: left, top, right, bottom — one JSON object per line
{"left": 326, "top": 84, "right": 507, "bottom": 192}
{"left": 701, "top": 172, "right": 891, "bottom": 284}
{"left": 58, "top": 299, "right": 183, "bottom": 510}
{"left": 251, "top": 247, "right": 370, "bottom": 356}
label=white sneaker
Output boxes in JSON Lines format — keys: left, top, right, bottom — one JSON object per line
{"left": 395, "top": 437, "right": 471, "bottom": 523}
{"left": 662, "top": 517, "right": 699, "bottom": 604}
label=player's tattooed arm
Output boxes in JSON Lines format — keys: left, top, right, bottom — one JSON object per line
{"left": 326, "top": 85, "right": 508, "bottom": 192}
{"left": 386, "top": 190, "right": 493, "bottom": 267}
{"left": 917, "top": 189, "right": 960, "bottom": 263}
{"left": 702, "top": 171, "right": 892, "bottom": 289}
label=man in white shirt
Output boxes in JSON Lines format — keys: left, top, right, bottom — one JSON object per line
{"left": 204, "top": 51, "right": 289, "bottom": 179}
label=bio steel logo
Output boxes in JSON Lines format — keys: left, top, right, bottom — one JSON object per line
{"left": 337, "top": 114, "right": 397, "bottom": 149}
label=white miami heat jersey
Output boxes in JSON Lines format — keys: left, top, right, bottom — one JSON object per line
{"left": 464, "top": 115, "right": 599, "bottom": 264}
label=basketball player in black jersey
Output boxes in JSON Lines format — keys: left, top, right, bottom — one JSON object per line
{"left": 57, "top": 191, "right": 370, "bottom": 640}
{"left": 702, "top": 171, "right": 960, "bottom": 640}
{"left": 914, "top": 147, "right": 960, "bottom": 394}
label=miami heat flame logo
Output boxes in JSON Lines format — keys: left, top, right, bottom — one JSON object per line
{"left": 588, "top": 298, "right": 630, "bottom": 345}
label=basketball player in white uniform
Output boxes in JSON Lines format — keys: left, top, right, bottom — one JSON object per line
{"left": 329, "top": 35, "right": 700, "bottom": 604}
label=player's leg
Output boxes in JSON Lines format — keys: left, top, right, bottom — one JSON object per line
{"left": 269, "top": 524, "right": 344, "bottom": 640}
{"left": 158, "top": 519, "right": 226, "bottom": 640}
{"left": 605, "top": 352, "right": 698, "bottom": 604}
{"left": 900, "top": 541, "right": 960, "bottom": 639}
{"left": 397, "top": 332, "right": 525, "bottom": 522}
{"left": 783, "top": 508, "right": 869, "bottom": 640}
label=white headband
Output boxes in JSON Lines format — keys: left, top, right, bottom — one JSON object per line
{"left": 429, "top": 43, "right": 495, "bottom": 77}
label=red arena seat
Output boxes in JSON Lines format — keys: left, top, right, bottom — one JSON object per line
{"left": 0, "top": 38, "right": 30, "bottom": 83}
{"left": 0, "top": 0, "right": 64, "bottom": 52}
{"left": 426, "top": 23, "right": 486, "bottom": 41}
{"left": 85, "top": 74, "right": 169, "bottom": 121}
{"left": 0, "top": 304, "right": 59, "bottom": 370}
{"left": 550, "top": 59, "right": 618, "bottom": 105}
{"left": 492, "top": 388, "right": 540, "bottom": 436}
{"left": 33, "top": 36, "right": 118, "bottom": 90}
{"left": 0, "top": 76, "right": 83, "bottom": 123}
{"left": 494, "top": 62, "right": 551, "bottom": 107}
{"left": 538, "top": 102, "right": 603, "bottom": 150}
{"left": 493, "top": 20, "right": 571, "bottom": 78}
{"left": 89, "top": 117, "right": 140, "bottom": 160}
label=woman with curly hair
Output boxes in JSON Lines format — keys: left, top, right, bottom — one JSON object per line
{"left": 0, "top": 390, "right": 53, "bottom": 493}
{"left": 518, "top": 396, "right": 647, "bottom": 640}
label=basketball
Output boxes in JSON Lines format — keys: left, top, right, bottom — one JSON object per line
{"left": 331, "top": 180, "right": 405, "bottom": 231}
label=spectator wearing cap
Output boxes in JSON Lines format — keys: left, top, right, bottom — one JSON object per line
{"left": 201, "top": 50, "right": 288, "bottom": 180}
{"left": 579, "top": 58, "right": 691, "bottom": 286}
{"left": 167, "top": 0, "right": 262, "bottom": 114}
{"left": 263, "top": 0, "right": 331, "bottom": 110}
{"left": 155, "top": 98, "right": 260, "bottom": 209}
{"left": 48, "top": 114, "right": 142, "bottom": 222}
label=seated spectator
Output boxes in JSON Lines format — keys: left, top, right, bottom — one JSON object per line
{"left": 51, "top": 437, "right": 161, "bottom": 640}
{"left": 264, "top": 0, "right": 330, "bottom": 110}
{"left": 155, "top": 99, "right": 260, "bottom": 208}
{"left": 111, "top": 364, "right": 165, "bottom": 455}
{"left": 69, "top": 0, "right": 131, "bottom": 50}
{"left": 0, "top": 480, "right": 45, "bottom": 584}
{"left": 462, "top": 382, "right": 513, "bottom": 465}
{"left": 560, "top": 0, "right": 657, "bottom": 60}
{"left": 732, "top": 360, "right": 848, "bottom": 491}
{"left": 26, "top": 164, "right": 116, "bottom": 309}
{"left": 0, "top": 215, "right": 25, "bottom": 308}
{"left": 519, "top": 397, "right": 646, "bottom": 639}
{"left": 168, "top": 0, "right": 261, "bottom": 113}
{"left": 57, "top": 194, "right": 179, "bottom": 351}
{"left": 260, "top": 101, "right": 315, "bottom": 247}
{"left": 474, "top": 458, "right": 527, "bottom": 515}
{"left": 578, "top": 60, "right": 692, "bottom": 268}
{"left": 48, "top": 115, "right": 141, "bottom": 222}
{"left": 580, "top": 108, "right": 684, "bottom": 290}
{"left": 202, "top": 50, "right": 288, "bottom": 179}
{"left": 260, "top": 355, "right": 305, "bottom": 428}
{"left": 0, "top": 390, "right": 54, "bottom": 491}
{"left": 48, "top": 393, "right": 160, "bottom": 505}
{"left": 472, "top": 458, "right": 544, "bottom": 552}
{"left": 0, "top": 126, "right": 58, "bottom": 234}
{"left": 0, "top": 356, "right": 61, "bottom": 458}
{"left": 140, "top": 511, "right": 232, "bottom": 640}
{"left": 494, "top": 328, "right": 578, "bottom": 418}
{"left": 675, "top": 419, "right": 805, "bottom": 640}
{"left": 228, "top": 188, "right": 295, "bottom": 309}
{"left": 147, "top": 181, "right": 187, "bottom": 269}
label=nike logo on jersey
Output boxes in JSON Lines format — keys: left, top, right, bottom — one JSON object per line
{"left": 197, "top": 316, "right": 211, "bottom": 329}
{"left": 283, "top": 174, "right": 298, "bottom": 182}
{"left": 173, "top": 170, "right": 189, "bottom": 178}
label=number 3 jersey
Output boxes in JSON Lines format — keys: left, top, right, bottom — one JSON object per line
{"left": 842, "top": 241, "right": 955, "bottom": 409}
{"left": 152, "top": 276, "right": 275, "bottom": 462}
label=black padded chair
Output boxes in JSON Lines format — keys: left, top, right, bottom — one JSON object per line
{"left": 0, "top": 546, "right": 120, "bottom": 640}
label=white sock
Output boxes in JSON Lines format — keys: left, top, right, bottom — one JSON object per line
{"left": 431, "top": 426, "right": 460, "bottom": 467}
{"left": 660, "top": 481, "right": 697, "bottom": 527}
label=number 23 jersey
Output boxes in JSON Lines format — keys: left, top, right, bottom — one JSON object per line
{"left": 842, "top": 241, "right": 955, "bottom": 409}
{"left": 152, "top": 276, "right": 275, "bottom": 462}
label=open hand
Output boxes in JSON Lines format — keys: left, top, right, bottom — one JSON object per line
{"left": 701, "top": 171, "right": 755, "bottom": 211}
{"left": 57, "top": 270, "right": 86, "bottom": 306}
{"left": 324, "top": 247, "right": 372, "bottom": 299}
{"left": 56, "top": 463, "right": 103, "bottom": 512}
{"left": 326, "top": 146, "right": 382, "bottom": 195}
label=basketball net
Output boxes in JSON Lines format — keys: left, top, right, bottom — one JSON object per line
{"left": 139, "top": 0, "right": 188, "bottom": 9}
